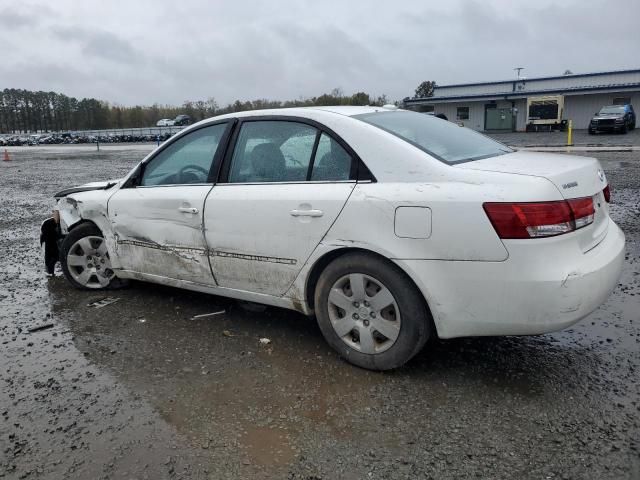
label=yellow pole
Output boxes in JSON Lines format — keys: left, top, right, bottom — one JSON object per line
{"left": 567, "top": 119, "right": 573, "bottom": 146}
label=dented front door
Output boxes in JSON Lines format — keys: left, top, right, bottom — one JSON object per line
{"left": 108, "top": 185, "right": 213, "bottom": 284}
{"left": 107, "top": 123, "right": 229, "bottom": 285}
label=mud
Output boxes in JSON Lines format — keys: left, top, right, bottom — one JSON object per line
{"left": 0, "top": 147, "right": 639, "bottom": 479}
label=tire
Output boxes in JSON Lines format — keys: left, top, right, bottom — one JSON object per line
{"left": 620, "top": 124, "right": 628, "bottom": 134}
{"left": 314, "top": 252, "right": 433, "bottom": 370}
{"left": 60, "top": 223, "right": 123, "bottom": 290}
{"left": 588, "top": 128, "right": 595, "bottom": 135}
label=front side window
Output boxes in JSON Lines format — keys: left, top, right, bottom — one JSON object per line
{"left": 141, "top": 123, "right": 227, "bottom": 186}
{"left": 355, "top": 110, "right": 512, "bottom": 165}
{"left": 228, "top": 121, "right": 317, "bottom": 183}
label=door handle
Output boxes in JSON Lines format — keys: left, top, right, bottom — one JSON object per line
{"left": 178, "top": 207, "right": 199, "bottom": 214}
{"left": 290, "top": 209, "right": 323, "bottom": 217}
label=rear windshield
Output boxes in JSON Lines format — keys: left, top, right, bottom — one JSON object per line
{"left": 354, "top": 110, "right": 512, "bottom": 165}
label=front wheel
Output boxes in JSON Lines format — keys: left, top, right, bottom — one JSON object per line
{"left": 314, "top": 252, "right": 433, "bottom": 370}
{"left": 60, "top": 223, "right": 119, "bottom": 290}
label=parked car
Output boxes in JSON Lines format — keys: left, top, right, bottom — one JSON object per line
{"left": 589, "top": 104, "right": 636, "bottom": 134}
{"left": 43, "top": 106, "right": 625, "bottom": 370}
{"left": 156, "top": 118, "right": 175, "bottom": 127}
{"left": 173, "top": 114, "right": 192, "bottom": 126}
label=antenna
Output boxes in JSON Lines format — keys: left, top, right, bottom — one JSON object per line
{"left": 514, "top": 67, "right": 524, "bottom": 79}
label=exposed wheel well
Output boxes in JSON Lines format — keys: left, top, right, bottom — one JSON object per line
{"left": 68, "top": 219, "right": 100, "bottom": 232}
{"left": 305, "top": 247, "right": 434, "bottom": 326}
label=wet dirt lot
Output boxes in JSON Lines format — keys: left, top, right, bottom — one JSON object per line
{"left": 1, "top": 146, "right": 639, "bottom": 480}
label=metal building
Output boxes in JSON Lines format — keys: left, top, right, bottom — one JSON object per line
{"left": 403, "top": 68, "right": 640, "bottom": 131}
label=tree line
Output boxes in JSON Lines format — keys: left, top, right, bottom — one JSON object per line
{"left": 0, "top": 88, "right": 392, "bottom": 134}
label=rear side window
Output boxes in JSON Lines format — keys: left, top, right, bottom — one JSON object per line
{"left": 355, "top": 110, "right": 512, "bottom": 165}
{"left": 228, "top": 121, "right": 316, "bottom": 183}
{"left": 227, "top": 121, "right": 356, "bottom": 183}
{"left": 311, "top": 133, "right": 352, "bottom": 181}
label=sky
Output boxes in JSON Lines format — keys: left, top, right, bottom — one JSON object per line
{"left": 0, "top": 0, "right": 638, "bottom": 107}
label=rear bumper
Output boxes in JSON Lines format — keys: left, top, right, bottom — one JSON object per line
{"left": 396, "top": 219, "right": 625, "bottom": 339}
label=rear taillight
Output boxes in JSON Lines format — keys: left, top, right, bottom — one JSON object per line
{"left": 568, "top": 197, "right": 595, "bottom": 228}
{"left": 484, "top": 197, "right": 595, "bottom": 239}
{"left": 603, "top": 185, "right": 611, "bottom": 203}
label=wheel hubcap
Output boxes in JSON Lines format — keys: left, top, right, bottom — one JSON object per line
{"left": 327, "top": 273, "right": 401, "bottom": 354}
{"left": 66, "top": 236, "right": 115, "bottom": 289}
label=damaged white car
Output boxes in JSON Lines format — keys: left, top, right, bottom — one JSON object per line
{"left": 42, "top": 106, "right": 625, "bottom": 370}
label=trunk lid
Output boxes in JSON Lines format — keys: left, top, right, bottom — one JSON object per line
{"left": 456, "top": 150, "right": 610, "bottom": 252}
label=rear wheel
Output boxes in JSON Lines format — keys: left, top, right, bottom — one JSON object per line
{"left": 314, "top": 252, "right": 432, "bottom": 370}
{"left": 61, "top": 224, "right": 118, "bottom": 290}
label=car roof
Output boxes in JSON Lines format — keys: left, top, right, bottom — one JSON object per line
{"left": 307, "top": 106, "right": 397, "bottom": 116}
{"left": 205, "top": 105, "right": 400, "bottom": 123}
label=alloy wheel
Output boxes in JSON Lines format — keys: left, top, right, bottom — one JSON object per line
{"left": 66, "top": 236, "right": 115, "bottom": 289}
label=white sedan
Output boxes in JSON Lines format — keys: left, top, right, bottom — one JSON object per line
{"left": 156, "top": 118, "right": 175, "bottom": 127}
{"left": 43, "top": 106, "right": 625, "bottom": 370}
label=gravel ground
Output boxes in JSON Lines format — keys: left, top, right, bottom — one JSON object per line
{"left": 0, "top": 147, "right": 638, "bottom": 479}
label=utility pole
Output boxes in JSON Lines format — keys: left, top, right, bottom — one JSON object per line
{"left": 514, "top": 67, "right": 524, "bottom": 79}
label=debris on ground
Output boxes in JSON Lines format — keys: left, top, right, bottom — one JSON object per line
{"left": 222, "top": 330, "right": 234, "bottom": 337}
{"left": 87, "top": 297, "right": 120, "bottom": 309}
{"left": 259, "top": 337, "right": 271, "bottom": 345}
{"left": 191, "top": 309, "right": 226, "bottom": 320}
{"left": 27, "top": 323, "right": 54, "bottom": 333}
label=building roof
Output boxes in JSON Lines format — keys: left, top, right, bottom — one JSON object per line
{"left": 405, "top": 68, "right": 640, "bottom": 105}
{"left": 425, "top": 68, "right": 640, "bottom": 90}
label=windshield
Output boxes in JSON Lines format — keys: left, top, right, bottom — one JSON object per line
{"left": 598, "top": 106, "right": 625, "bottom": 115}
{"left": 354, "top": 110, "right": 512, "bottom": 165}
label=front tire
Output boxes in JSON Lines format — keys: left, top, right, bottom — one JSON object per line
{"left": 314, "top": 252, "right": 432, "bottom": 370}
{"left": 60, "top": 223, "right": 118, "bottom": 290}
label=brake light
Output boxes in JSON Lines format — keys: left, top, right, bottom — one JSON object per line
{"left": 484, "top": 197, "right": 595, "bottom": 239}
{"left": 603, "top": 185, "right": 611, "bottom": 203}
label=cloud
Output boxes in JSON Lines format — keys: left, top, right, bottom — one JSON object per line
{"left": 51, "top": 26, "right": 141, "bottom": 64}
{"left": 0, "top": 0, "right": 637, "bottom": 106}
{"left": 0, "top": 7, "right": 39, "bottom": 29}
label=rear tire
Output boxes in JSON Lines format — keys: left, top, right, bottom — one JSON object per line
{"left": 314, "top": 252, "right": 432, "bottom": 370}
{"left": 60, "top": 223, "right": 123, "bottom": 290}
